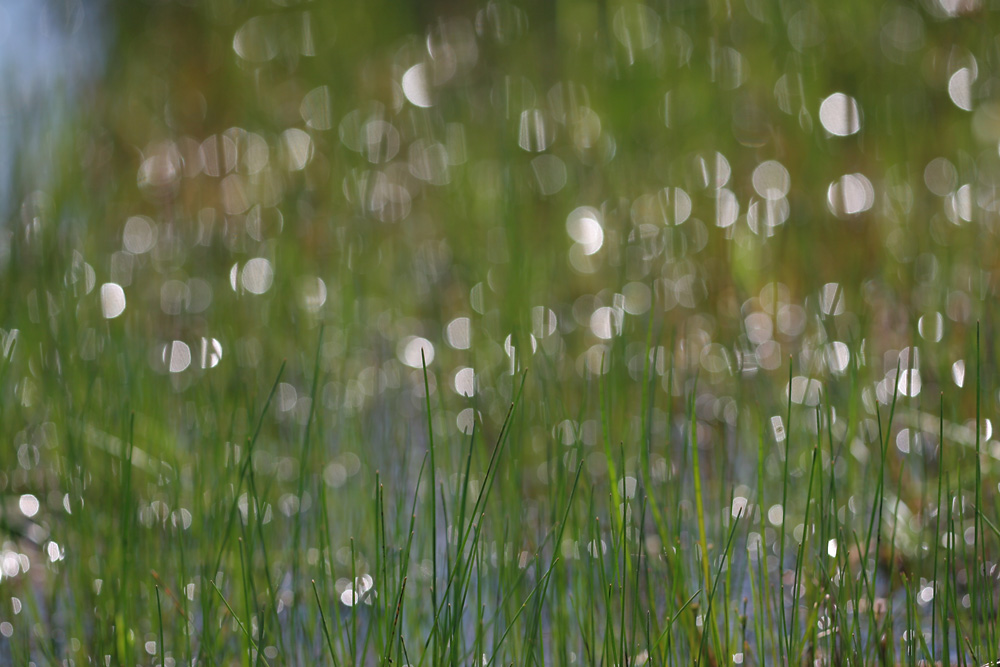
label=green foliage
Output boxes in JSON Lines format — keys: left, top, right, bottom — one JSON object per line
{"left": 1, "top": 0, "right": 1000, "bottom": 664}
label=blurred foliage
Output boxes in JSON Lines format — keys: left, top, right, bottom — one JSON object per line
{"left": 3, "top": 0, "right": 1000, "bottom": 663}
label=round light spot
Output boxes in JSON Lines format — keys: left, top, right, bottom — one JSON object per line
{"left": 819, "top": 283, "right": 844, "bottom": 315}
{"left": 531, "top": 154, "right": 567, "bottom": 195}
{"left": 408, "top": 140, "right": 450, "bottom": 185}
{"left": 445, "top": 317, "right": 471, "bottom": 349}
{"left": 233, "top": 16, "right": 277, "bottom": 62}
{"left": 456, "top": 408, "right": 477, "bottom": 434}
{"left": 819, "top": 93, "right": 861, "bottom": 136}
{"left": 896, "top": 368, "right": 921, "bottom": 397}
{"left": 587, "top": 539, "right": 607, "bottom": 557}
{"left": 746, "top": 198, "right": 790, "bottom": 235}
{"left": 402, "top": 64, "right": 433, "bottom": 108}
{"left": 617, "top": 476, "right": 638, "bottom": 499}
{"left": 752, "top": 160, "right": 790, "bottom": 200}
{"left": 360, "top": 120, "right": 400, "bottom": 164}
{"left": 787, "top": 376, "right": 822, "bottom": 405}
{"left": 531, "top": 307, "right": 558, "bottom": 337}
{"left": 948, "top": 68, "right": 975, "bottom": 111}
{"left": 18, "top": 494, "right": 39, "bottom": 518}
{"left": 924, "top": 157, "right": 957, "bottom": 196}
{"left": 745, "top": 312, "right": 772, "bottom": 345}
{"left": 123, "top": 216, "right": 156, "bottom": 254}
{"left": 612, "top": 4, "right": 661, "bottom": 51}
{"left": 622, "top": 282, "right": 651, "bottom": 315}
{"left": 137, "top": 143, "right": 182, "bottom": 191}
{"left": 715, "top": 188, "right": 740, "bottom": 228}
{"left": 166, "top": 340, "right": 191, "bottom": 373}
{"left": 756, "top": 341, "right": 782, "bottom": 371}
{"left": 100, "top": 283, "right": 126, "bottom": 319}
{"left": 827, "top": 173, "right": 874, "bottom": 216}
{"left": 200, "top": 337, "right": 223, "bottom": 369}
{"left": 827, "top": 342, "right": 850, "bottom": 374}
{"left": 241, "top": 258, "right": 274, "bottom": 295}
{"left": 281, "top": 128, "right": 314, "bottom": 171}
{"left": 732, "top": 496, "right": 748, "bottom": 519}
{"left": 937, "top": 0, "right": 981, "bottom": 16}
{"left": 590, "top": 306, "right": 620, "bottom": 340}
{"left": 896, "top": 428, "right": 915, "bottom": 454}
{"left": 504, "top": 333, "right": 537, "bottom": 357}
{"left": 518, "top": 109, "right": 554, "bottom": 152}
{"left": 700, "top": 343, "right": 731, "bottom": 374}
{"left": 918, "top": 312, "right": 944, "bottom": 342}
{"left": 946, "top": 184, "right": 973, "bottom": 223}
{"left": 767, "top": 504, "right": 784, "bottom": 526}
{"left": 399, "top": 336, "right": 434, "bottom": 369}
{"left": 952, "top": 360, "right": 965, "bottom": 387}
{"left": 566, "top": 207, "right": 604, "bottom": 255}
{"left": 631, "top": 188, "right": 691, "bottom": 226}
{"left": 300, "top": 86, "right": 332, "bottom": 131}
{"left": 694, "top": 151, "right": 731, "bottom": 188}
{"left": 662, "top": 187, "right": 692, "bottom": 225}
{"left": 241, "top": 133, "right": 269, "bottom": 174}
{"left": 553, "top": 420, "right": 578, "bottom": 445}
{"left": 297, "top": 276, "right": 327, "bottom": 312}
{"left": 277, "top": 383, "right": 297, "bottom": 412}
{"left": 453, "top": 367, "right": 475, "bottom": 397}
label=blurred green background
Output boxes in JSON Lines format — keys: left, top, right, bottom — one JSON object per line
{"left": 2, "top": 0, "right": 1000, "bottom": 664}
